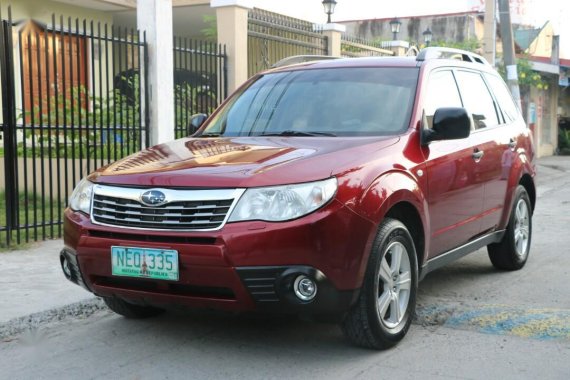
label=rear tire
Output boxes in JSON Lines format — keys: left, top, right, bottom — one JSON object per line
{"left": 487, "top": 185, "right": 532, "bottom": 270}
{"left": 340, "top": 218, "right": 418, "bottom": 350}
{"left": 103, "top": 297, "right": 164, "bottom": 319}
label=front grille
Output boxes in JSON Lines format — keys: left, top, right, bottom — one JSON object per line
{"left": 92, "top": 192, "right": 235, "bottom": 231}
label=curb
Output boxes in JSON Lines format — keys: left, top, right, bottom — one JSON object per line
{"left": 0, "top": 298, "right": 106, "bottom": 342}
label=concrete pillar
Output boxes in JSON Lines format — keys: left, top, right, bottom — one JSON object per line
{"left": 211, "top": 0, "right": 253, "bottom": 93}
{"left": 483, "top": 0, "right": 496, "bottom": 66}
{"left": 386, "top": 41, "right": 410, "bottom": 56}
{"left": 321, "top": 23, "right": 346, "bottom": 57}
{"left": 137, "top": 0, "right": 175, "bottom": 145}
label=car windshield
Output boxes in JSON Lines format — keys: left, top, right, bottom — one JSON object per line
{"left": 200, "top": 67, "right": 419, "bottom": 137}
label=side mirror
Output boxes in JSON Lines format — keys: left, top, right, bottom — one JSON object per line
{"left": 422, "top": 107, "right": 471, "bottom": 145}
{"left": 187, "top": 113, "right": 208, "bottom": 136}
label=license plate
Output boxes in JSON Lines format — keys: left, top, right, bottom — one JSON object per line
{"left": 111, "top": 246, "right": 179, "bottom": 281}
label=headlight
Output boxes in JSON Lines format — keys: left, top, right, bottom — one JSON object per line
{"left": 69, "top": 178, "right": 94, "bottom": 214}
{"left": 229, "top": 178, "right": 337, "bottom": 222}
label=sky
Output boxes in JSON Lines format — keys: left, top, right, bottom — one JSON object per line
{"left": 256, "top": 0, "right": 570, "bottom": 58}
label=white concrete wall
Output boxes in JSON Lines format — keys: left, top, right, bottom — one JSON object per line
{"left": 137, "top": 0, "right": 175, "bottom": 145}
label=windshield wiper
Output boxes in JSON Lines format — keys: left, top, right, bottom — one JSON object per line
{"left": 260, "top": 130, "right": 336, "bottom": 137}
{"left": 198, "top": 133, "right": 223, "bottom": 137}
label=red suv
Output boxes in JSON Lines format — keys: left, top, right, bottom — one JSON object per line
{"left": 61, "top": 48, "right": 536, "bottom": 349}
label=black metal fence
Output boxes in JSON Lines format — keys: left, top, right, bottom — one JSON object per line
{"left": 341, "top": 34, "right": 394, "bottom": 58}
{"left": 247, "top": 8, "right": 328, "bottom": 77}
{"left": 0, "top": 7, "right": 149, "bottom": 247}
{"left": 173, "top": 37, "right": 227, "bottom": 139}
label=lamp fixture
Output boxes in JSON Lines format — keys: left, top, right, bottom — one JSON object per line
{"left": 322, "top": 0, "right": 337, "bottom": 24}
{"left": 389, "top": 18, "right": 402, "bottom": 40}
{"left": 423, "top": 27, "right": 433, "bottom": 46}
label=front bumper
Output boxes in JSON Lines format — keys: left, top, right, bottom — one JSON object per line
{"left": 62, "top": 200, "right": 374, "bottom": 316}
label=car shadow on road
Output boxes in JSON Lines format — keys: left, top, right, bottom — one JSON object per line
{"left": 100, "top": 250, "right": 506, "bottom": 354}
{"left": 96, "top": 307, "right": 406, "bottom": 362}
{"left": 63, "top": 251, "right": 515, "bottom": 361}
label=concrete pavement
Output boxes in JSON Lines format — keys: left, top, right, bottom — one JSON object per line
{"left": 0, "top": 240, "right": 95, "bottom": 325}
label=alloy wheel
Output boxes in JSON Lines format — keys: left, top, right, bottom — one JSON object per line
{"left": 514, "top": 198, "right": 530, "bottom": 257}
{"left": 377, "top": 241, "right": 412, "bottom": 329}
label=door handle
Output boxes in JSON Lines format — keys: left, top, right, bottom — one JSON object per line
{"left": 472, "top": 149, "right": 484, "bottom": 161}
{"left": 509, "top": 138, "right": 517, "bottom": 149}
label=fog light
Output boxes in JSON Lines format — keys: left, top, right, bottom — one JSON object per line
{"left": 293, "top": 275, "right": 317, "bottom": 301}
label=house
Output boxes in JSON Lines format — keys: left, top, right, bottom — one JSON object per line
{"left": 4, "top": 0, "right": 128, "bottom": 127}
{"left": 341, "top": 11, "right": 486, "bottom": 48}
{"left": 512, "top": 21, "right": 562, "bottom": 156}
{"left": 0, "top": 0, "right": 148, "bottom": 201}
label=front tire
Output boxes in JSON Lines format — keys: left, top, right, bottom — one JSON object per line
{"left": 487, "top": 185, "right": 532, "bottom": 270}
{"left": 103, "top": 297, "right": 164, "bottom": 319}
{"left": 341, "top": 218, "right": 418, "bottom": 349}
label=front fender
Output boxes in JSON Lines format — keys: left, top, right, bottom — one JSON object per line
{"left": 355, "top": 171, "right": 425, "bottom": 222}
{"left": 347, "top": 170, "right": 430, "bottom": 283}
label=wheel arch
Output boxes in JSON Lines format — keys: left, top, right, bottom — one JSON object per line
{"left": 353, "top": 170, "right": 429, "bottom": 286}
{"left": 519, "top": 173, "right": 536, "bottom": 213}
{"left": 385, "top": 202, "right": 426, "bottom": 270}
{"left": 499, "top": 152, "right": 536, "bottom": 228}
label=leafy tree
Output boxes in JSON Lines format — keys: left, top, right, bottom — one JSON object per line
{"left": 497, "top": 56, "right": 550, "bottom": 90}
{"left": 201, "top": 15, "right": 217, "bottom": 42}
{"left": 428, "top": 39, "right": 481, "bottom": 52}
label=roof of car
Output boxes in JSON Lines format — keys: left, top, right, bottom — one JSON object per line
{"left": 267, "top": 48, "right": 492, "bottom": 74}
{"left": 269, "top": 56, "right": 419, "bottom": 73}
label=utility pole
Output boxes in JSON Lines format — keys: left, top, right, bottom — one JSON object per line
{"left": 483, "top": 0, "right": 496, "bottom": 66}
{"left": 498, "top": 0, "right": 522, "bottom": 109}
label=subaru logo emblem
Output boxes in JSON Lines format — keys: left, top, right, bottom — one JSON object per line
{"left": 140, "top": 190, "right": 167, "bottom": 206}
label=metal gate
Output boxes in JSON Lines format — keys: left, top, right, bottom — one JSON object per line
{"left": 173, "top": 37, "right": 227, "bottom": 139}
{"left": 248, "top": 8, "right": 328, "bottom": 76}
{"left": 0, "top": 8, "right": 149, "bottom": 247}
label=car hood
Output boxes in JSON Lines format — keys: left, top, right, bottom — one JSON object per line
{"left": 90, "top": 136, "right": 399, "bottom": 188}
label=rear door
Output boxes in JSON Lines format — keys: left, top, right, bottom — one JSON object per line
{"left": 422, "top": 69, "right": 485, "bottom": 257}
{"left": 482, "top": 72, "right": 527, "bottom": 231}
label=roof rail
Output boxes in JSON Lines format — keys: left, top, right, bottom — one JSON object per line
{"left": 416, "top": 47, "right": 490, "bottom": 66}
{"left": 271, "top": 55, "right": 339, "bottom": 68}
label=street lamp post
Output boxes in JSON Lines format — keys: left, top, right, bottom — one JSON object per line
{"left": 322, "top": 0, "right": 337, "bottom": 24}
{"left": 389, "top": 18, "right": 401, "bottom": 40}
{"left": 423, "top": 27, "right": 433, "bottom": 46}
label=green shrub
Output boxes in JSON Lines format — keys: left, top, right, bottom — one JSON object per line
{"left": 558, "top": 129, "right": 570, "bottom": 155}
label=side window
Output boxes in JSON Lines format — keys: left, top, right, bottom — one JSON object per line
{"left": 424, "top": 70, "right": 463, "bottom": 129}
{"left": 455, "top": 70, "right": 499, "bottom": 130}
{"left": 485, "top": 73, "right": 520, "bottom": 124}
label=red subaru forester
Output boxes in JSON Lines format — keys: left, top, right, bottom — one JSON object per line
{"left": 62, "top": 48, "right": 536, "bottom": 349}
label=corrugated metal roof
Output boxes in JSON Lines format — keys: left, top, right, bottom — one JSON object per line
{"left": 514, "top": 27, "right": 541, "bottom": 50}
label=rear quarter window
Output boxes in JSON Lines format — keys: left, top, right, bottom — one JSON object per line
{"left": 484, "top": 73, "right": 520, "bottom": 124}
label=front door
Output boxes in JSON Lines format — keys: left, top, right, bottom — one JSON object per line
{"left": 454, "top": 70, "right": 506, "bottom": 234}
{"left": 421, "top": 69, "right": 485, "bottom": 257}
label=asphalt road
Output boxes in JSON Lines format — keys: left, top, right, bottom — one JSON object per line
{"left": 1, "top": 157, "right": 569, "bottom": 379}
